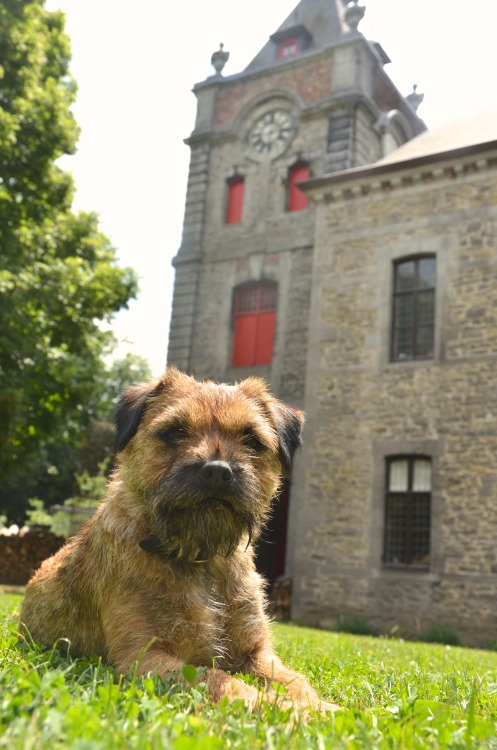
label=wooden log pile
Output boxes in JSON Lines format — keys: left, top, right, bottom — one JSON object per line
{"left": 270, "top": 576, "right": 292, "bottom": 621}
{"left": 0, "top": 528, "right": 65, "bottom": 585}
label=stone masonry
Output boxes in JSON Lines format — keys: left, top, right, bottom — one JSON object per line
{"left": 168, "top": 12, "right": 424, "bottom": 386}
{"left": 296, "top": 147, "right": 497, "bottom": 647}
{"left": 167, "top": 0, "right": 436, "bottom": 638}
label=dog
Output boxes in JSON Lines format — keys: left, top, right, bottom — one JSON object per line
{"left": 21, "top": 368, "right": 339, "bottom": 714}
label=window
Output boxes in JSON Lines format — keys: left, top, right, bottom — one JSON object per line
{"left": 384, "top": 456, "right": 432, "bottom": 567}
{"left": 225, "top": 176, "right": 244, "bottom": 224}
{"left": 391, "top": 255, "right": 436, "bottom": 361}
{"left": 287, "top": 163, "right": 309, "bottom": 212}
{"left": 278, "top": 38, "right": 299, "bottom": 59}
{"left": 232, "top": 282, "right": 277, "bottom": 367}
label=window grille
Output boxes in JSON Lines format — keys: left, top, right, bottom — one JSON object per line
{"left": 384, "top": 456, "right": 431, "bottom": 567}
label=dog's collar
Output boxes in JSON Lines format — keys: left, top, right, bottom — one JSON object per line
{"left": 138, "top": 536, "right": 213, "bottom": 564}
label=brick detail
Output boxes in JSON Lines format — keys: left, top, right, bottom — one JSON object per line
{"left": 212, "top": 54, "right": 334, "bottom": 128}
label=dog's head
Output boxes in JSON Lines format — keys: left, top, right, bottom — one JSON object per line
{"left": 113, "top": 368, "right": 304, "bottom": 563}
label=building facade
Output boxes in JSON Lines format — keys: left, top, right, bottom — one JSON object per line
{"left": 167, "top": 0, "right": 497, "bottom": 645}
{"left": 296, "top": 122, "right": 497, "bottom": 646}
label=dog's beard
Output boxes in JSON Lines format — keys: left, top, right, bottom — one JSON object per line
{"left": 144, "top": 461, "right": 273, "bottom": 564}
{"left": 149, "top": 499, "right": 256, "bottom": 563}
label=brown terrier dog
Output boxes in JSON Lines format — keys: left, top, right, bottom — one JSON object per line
{"left": 21, "top": 369, "right": 338, "bottom": 714}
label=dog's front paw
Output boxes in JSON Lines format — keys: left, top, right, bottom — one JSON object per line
{"left": 204, "top": 669, "right": 262, "bottom": 709}
{"left": 315, "top": 699, "right": 342, "bottom": 713}
{"left": 291, "top": 698, "right": 342, "bottom": 721}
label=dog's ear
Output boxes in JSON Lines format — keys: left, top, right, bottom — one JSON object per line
{"left": 240, "top": 377, "right": 305, "bottom": 477}
{"left": 114, "top": 368, "right": 196, "bottom": 451}
{"left": 114, "top": 380, "right": 163, "bottom": 452}
{"left": 270, "top": 400, "right": 305, "bottom": 477}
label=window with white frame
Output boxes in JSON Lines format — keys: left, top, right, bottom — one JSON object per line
{"left": 384, "top": 456, "right": 432, "bottom": 567}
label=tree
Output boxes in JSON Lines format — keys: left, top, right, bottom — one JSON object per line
{"left": 0, "top": 0, "right": 138, "bottom": 517}
{"left": 93, "top": 353, "right": 153, "bottom": 422}
{"left": 77, "top": 354, "right": 154, "bottom": 476}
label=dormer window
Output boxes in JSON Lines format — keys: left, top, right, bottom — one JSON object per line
{"left": 278, "top": 38, "right": 299, "bottom": 59}
{"left": 270, "top": 25, "right": 312, "bottom": 61}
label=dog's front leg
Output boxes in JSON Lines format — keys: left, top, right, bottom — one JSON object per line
{"left": 102, "top": 609, "right": 264, "bottom": 709}
{"left": 114, "top": 644, "right": 260, "bottom": 706}
{"left": 121, "top": 645, "right": 264, "bottom": 708}
{"left": 247, "top": 647, "right": 341, "bottom": 713}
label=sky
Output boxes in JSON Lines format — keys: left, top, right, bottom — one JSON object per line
{"left": 43, "top": 0, "right": 497, "bottom": 375}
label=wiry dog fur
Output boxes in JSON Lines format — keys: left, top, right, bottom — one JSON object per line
{"left": 21, "top": 368, "right": 338, "bottom": 714}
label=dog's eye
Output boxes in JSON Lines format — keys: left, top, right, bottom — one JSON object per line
{"left": 157, "top": 426, "right": 188, "bottom": 444}
{"left": 242, "top": 433, "right": 266, "bottom": 453}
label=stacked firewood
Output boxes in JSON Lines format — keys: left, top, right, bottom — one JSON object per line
{"left": 270, "top": 577, "right": 292, "bottom": 621}
{"left": 0, "top": 526, "right": 65, "bottom": 585}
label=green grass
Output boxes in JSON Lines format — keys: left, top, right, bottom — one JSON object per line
{"left": 1, "top": 593, "right": 497, "bottom": 748}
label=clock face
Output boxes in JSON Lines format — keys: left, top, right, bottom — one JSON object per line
{"left": 249, "top": 110, "right": 295, "bottom": 157}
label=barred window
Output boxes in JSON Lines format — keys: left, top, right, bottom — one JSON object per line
{"left": 384, "top": 456, "right": 431, "bottom": 567}
{"left": 391, "top": 256, "right": 436, "bottom": 361}
{"left": 231, "top": 282, "right": 277, "bottom": 367}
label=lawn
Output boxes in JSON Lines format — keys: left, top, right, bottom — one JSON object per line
{"left": 1, "top": 592, "right": 497, "bottom": 748}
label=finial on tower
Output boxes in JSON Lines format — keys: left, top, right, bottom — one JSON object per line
{"left": 211, "top": 43, "right": 230, "bottom": 76}
{"left": 406, "top": 84, "right": 424, "bottom": 112}
{"left": 344, "top": 0, "right": 366, "bottom": 32}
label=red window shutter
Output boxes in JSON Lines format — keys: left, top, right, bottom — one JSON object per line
{"left": 225, "top": 177, "right": 244, "bottom": 224}
{"left": 232, "top": 313, "right": 257, "bottom": 367}
{"left": 288, "top": 164, "right": 309, "bottom": 212}
{"left": 278, "top": 38, "right": 299, "bottom": 59}
{"left": 232, "top": 283, "right": 277, "bottom": 367}
{"left": 254, "top": 311, "right": 276, "bottom": 365}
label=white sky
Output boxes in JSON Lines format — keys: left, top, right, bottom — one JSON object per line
{"left": 43, "top": 0, "right": 497, "bottom": 375}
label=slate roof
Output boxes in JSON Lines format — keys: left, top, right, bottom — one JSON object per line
{"left": 244, "top": 0, "right": 349, "bottom": 71}
{"left": 378, "top": 109, "right": 497, "bottom": 165}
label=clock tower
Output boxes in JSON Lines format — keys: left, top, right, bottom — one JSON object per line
{"left": 167, "top": 0, "right": 425, "bottom": 586}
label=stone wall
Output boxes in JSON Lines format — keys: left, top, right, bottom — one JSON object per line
{"left": 212, "top": 50, "right": 335, "bottom": 128}
{"left": 187, "top": 244, "right": 313, "bottom": 407}
{"left": 167, "top": 140, "right": 211, "bottom": 371}
{"left": 167, "top": 17, "right": 426, "bottom": 603}
{"left": 293, "top": 158, "right": 497, "bottom": 647}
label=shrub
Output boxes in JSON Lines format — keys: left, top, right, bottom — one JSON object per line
{"left": 418, "top": 623, "right": 461, "bottom": 646}
{"left": 25, "top": 460, "right": 110, "bottom": 537}
{"left": 337, "top": 615, "right": 375, "bottom": 636}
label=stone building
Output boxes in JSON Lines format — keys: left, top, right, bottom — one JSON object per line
{"left": 167, "top": 0, "right": 497, "bottom": 645}
{"left": 297, "top": 114, "right": 497, "bottom": 647}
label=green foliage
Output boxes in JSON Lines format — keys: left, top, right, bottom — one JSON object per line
{"left": 52, "top": 459, "right": 108, "bottom": 536}
{"left": 72, "top": 458, "right": 109, "bottom": 505}
{"left": 337, "top": 615, "right": 375, "bottom": 636}
{"left": 94, "top": 353, "right": 153, "bottom": 422}
{"left": 418, "top": 623, "right": 462, "bottom": 646}
{"left": 26, "top": 460, "right": 109, "bottom": 537}
{"left": 2, "top": 596, "right": 497, "bottom": 749}
{"left": 25, "top": 498, "right": 53, "bottom": 527}
{"left": 0, "top": 1, "right": 138, "bottom": 512}
{"left": 0, "top": 435, "right": 80, "bottom": 524}
{"left": 76, "top": 419, "right": 116, "bottom": 476}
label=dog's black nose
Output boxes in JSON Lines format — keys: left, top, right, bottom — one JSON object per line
{"left": 200, "top": 460, "right": 233, "bottom": 487}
